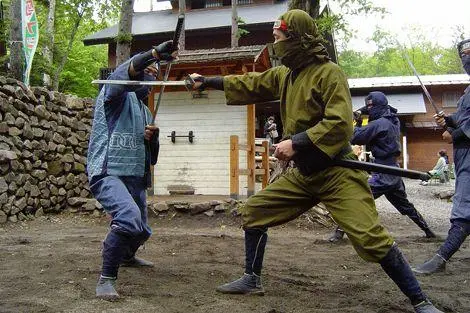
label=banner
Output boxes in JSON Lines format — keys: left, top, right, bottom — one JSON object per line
{"left": 21, "top": 0, "right": 39, "bottom": 86}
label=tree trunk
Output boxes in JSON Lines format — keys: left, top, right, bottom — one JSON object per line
{"left": 178, "top": 0, "right": 185, "bottom": 50}
{"left": 115, "top": 0, "right": 134, "bottom": 66}
{"left": 9, "top": 0, "right": 24, "bottom": 81}
{"left": 231, "top": 0, "right": 238, "bottom": 48}
{"left": 52, "top": 9, "right": 84, "bottom": 91}
{"left": 288, "top": 0, "right": 320, "bottom": 18}
{"left": 43, "top": 0, "right": 56, "bottom": 88}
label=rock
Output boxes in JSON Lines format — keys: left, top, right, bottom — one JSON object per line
{"left": 8, "top": 214, "right": 18, "bottom": 223}
{"left": 189, "top": 202, "right": 212, "bottom": 215}
{"left": 204, "top": 210, "right": 215, "bottom": 217}
{"left": 68, "top": 197, "right": 87, "bottom": 206}
{"left": 153, "top": 202, "right": 169, "bottom": 212}
{"left": 167, "top": 185, "right": 195, "bottom": 195}
{"left": 35, "top": 208, "right": 44, "bottom": 217}
{"left": 8, "top": 127, "right": 22, "bottom": 136}
{"left": 0, "top": 177, "right": 8, "bottom": 194}
{"left": 0, "top": 210, "right": 6, "bottom": 223}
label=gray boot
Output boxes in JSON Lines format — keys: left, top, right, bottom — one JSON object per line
{"left": 412, "top": 254, "right": 446, "bottom": 275}
{"left": 328, "top": 227, "right": 345, "bottom": 242}
{"left": 121, "top": 257, "right": 154, "bottom": 267}
{"left": 96, "top": 276, "right": 119, "bottom": 300}
{"left": 216, "top": 273, "right": 264, "bottom": 295}
{"left": 413, "top": 299, "right": 444, "bottom": 313}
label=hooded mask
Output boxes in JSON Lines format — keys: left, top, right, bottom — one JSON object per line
{"left": 272, "top": 9, "right": 330, "bottom": 70}
{"left": 458, "top": 38, "right": 470, "bottom": 75}
{"left": 135, "top": 72, "right": 156, "bottom": 102}
{"left": 365, "top": 91, "right": 390, "bottom": 121}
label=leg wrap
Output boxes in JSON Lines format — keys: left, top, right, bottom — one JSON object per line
{"left": 244, "top": 228, "right": 268, "bottom": 276}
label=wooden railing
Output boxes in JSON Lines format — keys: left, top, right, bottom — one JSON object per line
{"left": 229, "top": 135, "right": 270, "bottom": 199}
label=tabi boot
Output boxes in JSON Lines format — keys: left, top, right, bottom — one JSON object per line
{"left": 216, "top": 273, "right": 264, "bottom": 295}
{"left": 379, "top": 244, "right": 443, "bottom": 312}
{"left": 96, "top": 229, "right": 131, "bottom": 300}
{"left": 413, "top": 299, "right": 444, "bottom": 313}
{"left": 96, "top": 276, "right": 119, "bottom": 300}
{"left": 121, "top": 256, "right": 154, "bottom": 268}
{"left": 216, "top": 228, "right": 267, "bottom": 296}
{"left": 412, "top": 254, "right": 446, "bottom": 275}
{"left": 409, "top": 211, "right": 436, "bottom": 238}
{"left": 328, "top": 227, "right": 345, "bottom": 242}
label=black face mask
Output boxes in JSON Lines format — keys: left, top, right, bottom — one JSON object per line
{"left": 461, "top": 54, "right": 470, "bottom": 75}
{"left": 135, "top": 72, "right": 156, "bottom": 102}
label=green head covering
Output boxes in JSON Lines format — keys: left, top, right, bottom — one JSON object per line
{"left": 272, "top": 9, "right": 330, "bottom": 70}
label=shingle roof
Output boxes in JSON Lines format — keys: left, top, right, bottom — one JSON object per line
{"left": 348, "top": 74, "right": 469, "bottom": 89}
{"left": 83, "top": 2, "right": 289, "bottom": 45}
{"left": 175, "top": 45, "right": 266, "bottom": 63}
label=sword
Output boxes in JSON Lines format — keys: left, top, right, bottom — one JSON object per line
{"left": 153, "top": 13, "right": 185, "bottom": 123}
{"left": 92, "top": 75, "right": 195, "bottom": 89}
{"left": 400, "top": 47, "right": 443, "bottom": 116}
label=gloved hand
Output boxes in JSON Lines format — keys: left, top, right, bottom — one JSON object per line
{"left": 353, "top": 111, "right": 363, "bottom": 127}
{"left": 192, "top": 74, "right": 206, "bottom": 90}
{"left": 154, "top": 40, "right": 176, "bottom": 61}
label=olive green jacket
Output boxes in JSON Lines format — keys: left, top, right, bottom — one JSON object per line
{"left": 223, "top": 62, "right": 353, "bottom": 158}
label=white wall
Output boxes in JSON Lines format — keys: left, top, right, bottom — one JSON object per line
{"left": 152, "top": 90, "right": 250, "bottom": 195}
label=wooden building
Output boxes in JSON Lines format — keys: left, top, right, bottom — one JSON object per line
{"left": 84, "top": 2, "right": 469, "bottom": 195}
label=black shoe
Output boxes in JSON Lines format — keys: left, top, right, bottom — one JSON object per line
{"left": 412, "top": 254, "right": 446, "bottom": 275}
{"left": 96, "top": 276, "right": 119, "bottom": 300}
{"left": 328, "top": 228, "right": 345, "bottom": 242}
{"left": 413, "top": 299, "right": 444, "bottom": 313}
{"left": 121, "top": 257, "right": 154, "bottom": 267}
{"left": 216, "top": 273, "right": 265, "bottom": 295}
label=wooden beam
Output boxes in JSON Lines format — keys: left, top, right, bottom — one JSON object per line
{"left": 261, "top": 140, "right": 269, "bottom": 188}
{"left": 230, "top": 135, "right": 239, "bottom": 199}
{"left": 247, "top": 104, "right": 256, "bottom": 196}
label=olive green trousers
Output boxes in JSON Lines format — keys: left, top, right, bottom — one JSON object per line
{"left": 241, "top": 159, "right": 394, "bottom": 262}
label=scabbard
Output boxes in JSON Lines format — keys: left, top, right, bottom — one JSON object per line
{"left": 334, "top": 159, "right": 430, "bottom": 181}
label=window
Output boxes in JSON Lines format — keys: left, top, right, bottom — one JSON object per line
{"left": 442, "top": 91, "right": 461, "bottom": 108}
{"left": 205, "top": 0, "right": 223, "bottom": 7}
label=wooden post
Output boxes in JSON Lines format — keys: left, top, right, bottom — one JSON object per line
{"left": 230, "top": 135, "right": 239, "bottom": 199}
{"left": 247, "top": 104, "right": 256, "bottom": 196}
{"left": 261, "top": 140, "right": 269, "bottom": 188}
{"left": 147, "top": 89, "right": 156, "bottom": 196}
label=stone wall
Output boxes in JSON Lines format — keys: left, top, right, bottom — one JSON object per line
{"left": 0, "top": 77, "right": 94, "bottom": 223}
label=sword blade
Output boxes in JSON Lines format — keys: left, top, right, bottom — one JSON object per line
{"left": 92, "top": 79, "right": 189, "bottom": 86}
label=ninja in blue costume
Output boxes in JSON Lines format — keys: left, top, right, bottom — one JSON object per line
{"left": 87, "top": 40, "right": 178, "bottom": 300}
{"left": 413, "top": 38, "right": 470, "bottom": 275}
{"left": 329, "top": 91, "right": 436, "bottom": 242}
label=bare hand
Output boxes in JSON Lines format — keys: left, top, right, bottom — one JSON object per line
{"left": 145, "top": 124, "right": 158, "bottom": 141}
{"left": 442, "top": 130, "right": 453, "bottom": 143}
{"left": 190, "top": 73, "right": 203, "bottom": 90}
{"left": 273, "top": 140, "right": 295, "bottom": 161}
{"left": 434, "top": 112, "right": 447, "bottom": 127}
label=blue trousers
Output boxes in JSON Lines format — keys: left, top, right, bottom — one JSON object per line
{"left": 90, "top": 175, "right": 152, "bottom": 277}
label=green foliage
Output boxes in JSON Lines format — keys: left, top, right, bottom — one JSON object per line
{"left": 115, "top": 32, "right": 133, "bottom": 43}
{"left": 338, "top": 30, "right": 464, "bottom": 78}
{"left": 236, "top": 17, "right": 249, "bottom": 39}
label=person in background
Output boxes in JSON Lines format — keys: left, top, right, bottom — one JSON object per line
{"left": 419, "top": 150, "right": 449, "bottom": 185}
{"left": 413, "top": 38, "right": 470, "bottom": 275}
{"left": 87, "top": 40, "right": 178, "bottom": 300}
{"left": 328, "top": 92, "right": 436, "bottom": 242}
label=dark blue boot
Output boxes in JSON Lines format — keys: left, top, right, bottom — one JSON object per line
{"left": 414, "top": 220, "right": 469, "bottom": 275}
{"left": 121, "top": 232, "right": 153, "bottom": 268}
{"left": 216, "top": 228, "right": 267, "bottom": 295}
{"left": 379, "top": 244, "right": 443, "bottom": 313}
{"left": 96, "top": 229, "right": 131, "bottom": 300}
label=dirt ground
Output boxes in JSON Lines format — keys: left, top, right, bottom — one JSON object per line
{"left": 1, "top": 193, "right": 469, "bottom": 313}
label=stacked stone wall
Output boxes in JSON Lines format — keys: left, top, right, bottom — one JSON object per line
{"left": 0, "top": 77, "right": 94, "bottom": 223}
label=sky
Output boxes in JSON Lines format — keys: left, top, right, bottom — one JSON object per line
{"left": 133, "top": 0, "right": 470, "bottom": 52}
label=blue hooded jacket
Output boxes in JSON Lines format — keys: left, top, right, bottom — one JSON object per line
{"left": 351, "top": 91, "right": 402, "bottom": 188}
{"left": 87, "top": 56, "right": 159, "bottom": 185}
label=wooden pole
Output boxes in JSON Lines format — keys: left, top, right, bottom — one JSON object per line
{"left": 230, "top": 135, "right": 239, "bottom": 199}
{"left": 261, "top": 140, "right": 269, "bottom": 188}
{"left": 247, "top": 104, "right": 256, "bottom": 196}
{"left": 147, "top": 89, "right": 156, "bottom": 196}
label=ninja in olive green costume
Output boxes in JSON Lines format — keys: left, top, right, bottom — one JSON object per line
{"left": 191, "top": 10, "right": 442, "bottom": 313}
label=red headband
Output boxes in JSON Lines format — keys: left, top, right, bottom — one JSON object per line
{"left": 273, "top": 19, "right": 288, "bottom": 32}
